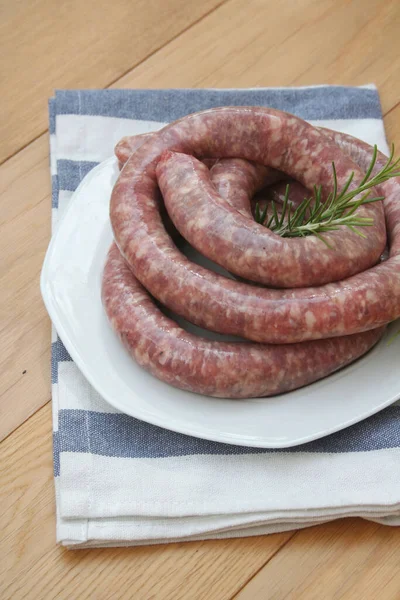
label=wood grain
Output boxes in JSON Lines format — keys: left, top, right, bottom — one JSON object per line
{"left": 0, "top": 404, "right": 293, "bottom": 600}
{"left": 0, "top": 136, "right": 51, "bottom": 441}
{"left": 384, "top": 103, "right": 400, "bottom": 149}
{"left": 114, "top": 0, "right": 400, "bottom": 114}
{"left": 0, "top": 0, "right": 225, "bottom": 163}
{"left": 234, "top": 519, "right": 400, "bottom": 600}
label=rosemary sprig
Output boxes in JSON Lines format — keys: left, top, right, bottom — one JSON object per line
{"left": 255, "top": 144, "right": 400, "bottom": 244}
{"left": 387, "top": 327, "right": 400, "bottom": 346}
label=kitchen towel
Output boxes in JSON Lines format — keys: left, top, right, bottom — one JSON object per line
{"left": 49, "top": 86, "right": 400, "bottom": 547}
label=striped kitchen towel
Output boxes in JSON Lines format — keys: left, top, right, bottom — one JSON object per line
{"left": 49, "top": 87, "right": 400, "bottom": 548}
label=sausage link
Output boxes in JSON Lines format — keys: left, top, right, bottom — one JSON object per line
{"left": 115, "top": 134, "right": 278, "bottom": 214}
{"left": 208, "top": 158, "right": 284, "bottom": 215}
{"left": 114, "top": 133, "right": 154, "bottom": 164}
{"left": 110, "top": 108, "right": 396, "bottom": 343}
{"left": 103, "top": 243, "right": 383, "bottom": 398}
{"left": 258, "top": 180, "right": 307, "bottom": 208}
{"left": 115, "top": 134, "right": 220, "bottom": 169}
{"left": 159, "top": 150, "right": 351, "bottom": 286}
{"left": 156, "top": 145, "right": 385, "bottom": 286}
{"left": 320, "top": 128, "right": 400, "bottom": 256}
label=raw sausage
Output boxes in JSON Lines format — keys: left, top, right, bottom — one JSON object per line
{"left": 115, "top": 133, "right": 154, "bottom": 165}
{"left": 111, "top": 108, "right": 385, "bottom": 289}
{"left": 104, "top": 112, "right": 400, "bottom": 397}
{"left": 158, "top": 150, "right": 353, "bottom": 286}
{"left": 102, "top": 243, "right": 384, "bottom": 398}
{"left": 115, "top": 134, "right": 279, "bottom": 212}
{"left": 109, "top": 108, "right": 397, "bottom": 344}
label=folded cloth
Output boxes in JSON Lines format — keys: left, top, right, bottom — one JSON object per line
{"left": 49, "top": 86, "right": 400, "bottom": 548}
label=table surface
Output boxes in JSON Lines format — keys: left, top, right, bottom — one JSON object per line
{"left": 1, "top": 0, "right": 400, "bottom": 598}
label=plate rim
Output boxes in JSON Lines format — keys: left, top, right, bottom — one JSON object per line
{"left": 41, "top": 158, "right": 400, "bottom": 449}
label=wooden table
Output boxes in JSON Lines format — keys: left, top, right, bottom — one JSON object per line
{"left": 1, "top": 0, "right": 400, "bottom": 597}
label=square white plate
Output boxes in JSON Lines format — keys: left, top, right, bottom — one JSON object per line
{"left": 41, "top": 157, "right": 400, "bottom": 448}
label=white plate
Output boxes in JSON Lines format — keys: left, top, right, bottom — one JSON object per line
{"left": 41, "top": 158, "right": 400, "bottom": 448}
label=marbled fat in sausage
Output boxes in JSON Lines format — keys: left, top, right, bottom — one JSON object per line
{"left": 102, "top": 243, "right": 384, "bottom": 398}
{"left": 103, "top": 110, "right": 400, "bottom": 397}
{"left": 109, "top": 108, "right": 398, "bottom": 344}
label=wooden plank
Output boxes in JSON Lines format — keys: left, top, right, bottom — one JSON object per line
{"left": 234, "top": 519, "right": 400, "bottom": 600}
{"left": 115, "top": 0, "right": 400, "bottom": 115}
{"left": 0, "top": 0, "right": 226, "bottom": 163}
{"left": 0, "top": 403, "right": 293, "bottom": 600}
{"left": 0, "top": 136, "right": 51, "bottom": 441}
{"left": 384, "top": 103, "right": 400, "bottom": 148}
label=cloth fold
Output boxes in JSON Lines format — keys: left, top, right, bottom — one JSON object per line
{"left": 49, "top": 86, "right": 400, "bottom": 548}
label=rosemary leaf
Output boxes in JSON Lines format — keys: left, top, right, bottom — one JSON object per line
{"left": 359, "top": 144, "right": 377, "bottom": 186}
{"left": 258, "top": 143, "right": 399, "bottom": 243}
{"left": 271, "top": 201, "right": 279, "bottom": 228}
{"left": 260, "top": 203, "right": 268, "bottom": 225}
{"left": 278, "top": 184, "right": 290, "bottom": 228}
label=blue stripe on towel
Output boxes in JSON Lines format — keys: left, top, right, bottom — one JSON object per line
{"left": 51, "top": 175, "right": 59, "bottom": 208}
{"left": 49, "top": 98, "right": 56, "bottom": 135}
{"left": 53, "top": 432, "right": 60, "bottom": 476}
{"left": 57, "top": 160, "right": 99, "bottom": 192}
{"left": 54, "top": 87, "right": 382, "bottom": 123}
{"left": 56, "top": 406, "right": 400, "bottom": 461}
{"left": 51, "top": 338, "right": 72, "bottom": 384}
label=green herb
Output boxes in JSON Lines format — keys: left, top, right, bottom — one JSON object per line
{"left": 255, "top": 144, "right": 400, "bottom": 245}
{"left": 387, "top": 328, "right": 400, "bottom": 346}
